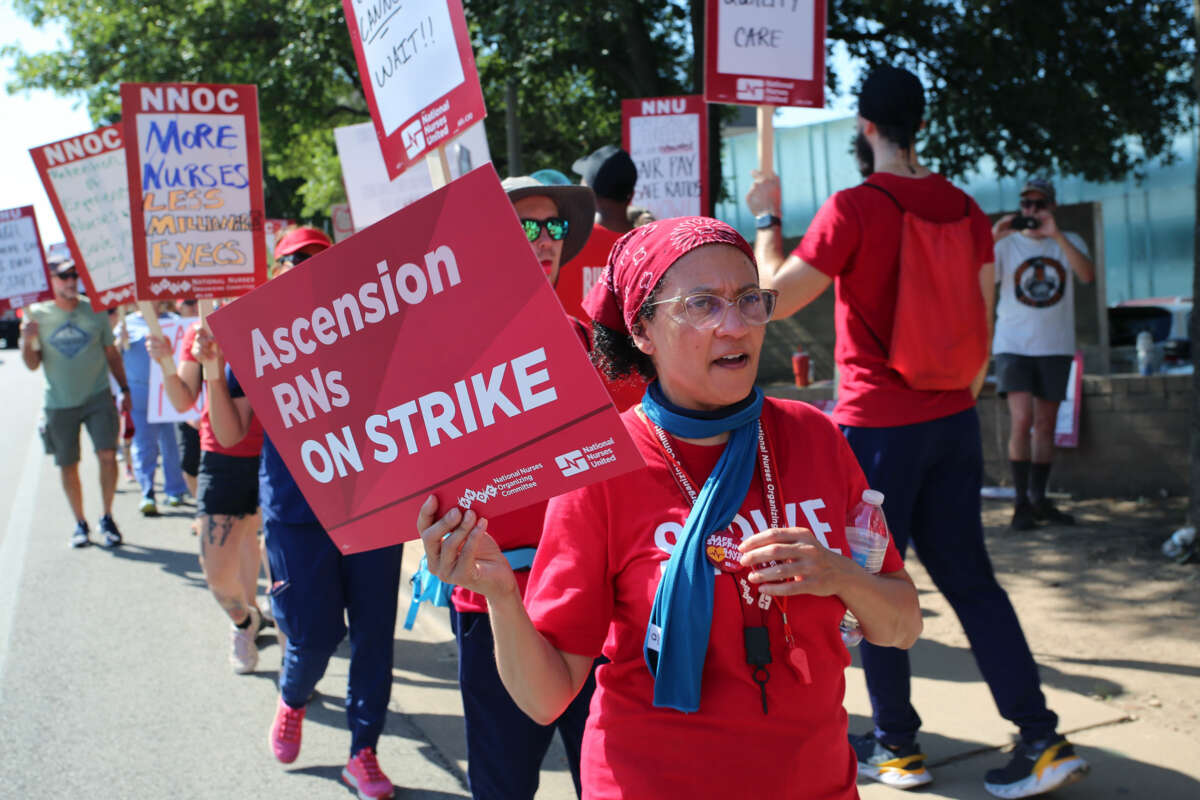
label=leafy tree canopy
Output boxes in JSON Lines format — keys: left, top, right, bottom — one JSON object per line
{"left": 831, "top": 0, "right": 1195, "bottom": 182}
{"left": 4, "top": 0, "right": 1194, "bottom": 220}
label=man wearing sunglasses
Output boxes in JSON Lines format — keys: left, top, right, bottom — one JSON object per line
{"left": 992, "top": 178, "right": 1095, "bottom": 531}
{"left": 21, "top": 257, "right": 132, "bottom": 549}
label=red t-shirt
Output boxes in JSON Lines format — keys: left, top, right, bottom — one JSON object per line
{"left": 452, "top": 318, "right": 646, "bottom": 615}
{"left": 795, "top": 172, "right": 995, "bottom": 428}
{"left": 556, "top": 224, "right": 622, "bottom": 321}
{"left": 181, "top": 322, "right": 265, "bottom": 457}
{"left": 525, "top": 398, "right": 904, "bottom": 799}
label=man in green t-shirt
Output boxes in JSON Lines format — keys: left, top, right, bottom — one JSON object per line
{"left": 21, "top": 258, "right": 132, "bottom": 548}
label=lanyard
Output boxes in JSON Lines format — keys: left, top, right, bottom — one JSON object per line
{"left": 637, "top": 406, "right": 812, "bottom": 715}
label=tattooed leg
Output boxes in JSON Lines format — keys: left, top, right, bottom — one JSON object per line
{"left": 198, "top": 512, "right": 251, "bottom": 624}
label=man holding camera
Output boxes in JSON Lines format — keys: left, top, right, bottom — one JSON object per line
{"left": 992, "top": 178, "right": 1095, "bottom": 530}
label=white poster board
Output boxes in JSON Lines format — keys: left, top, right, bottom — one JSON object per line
{"left": 334, "top": 120, "right": 491, "bottom": 230}
{"left": 716, "top": 0, "right": 816, "bottom": 81}
{"left": 627, "top": 110, "right": 704, "bottom": 219}
{"left": 147, "top": 319, "right": 204, "bottom": 423}
{"left": 0, "top": 207, "right": 51, "bottom": 310}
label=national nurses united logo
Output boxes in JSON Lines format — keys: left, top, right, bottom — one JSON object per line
{"left": 555, "top": 449, "right": 590, "bottom": 477}
{"left": 1014, "top": 256, "right": 1066, "bottom": 308}
{"left": 47, "top": 321, "right": 91, "bottom": 358}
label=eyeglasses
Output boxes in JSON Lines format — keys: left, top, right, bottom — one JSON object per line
{"left": 54, "top": 271, "right": 79, "bottom": 280}
{"left": 521, "top": 217, "right": 568, "bottom": 242}
{"left": 1019, "top": 198, "right": 1048, "bottom": 211}
{"left": 279, "top": 251, "right": 312, "bottom": 267}
{"left": 648, "top": 287, "right": 779, "bottom": 330}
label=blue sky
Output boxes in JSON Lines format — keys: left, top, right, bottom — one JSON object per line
{"left": 0, "top": 6, "right": 92, "bottom": 246}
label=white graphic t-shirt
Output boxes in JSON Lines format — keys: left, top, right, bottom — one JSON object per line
{"left": 993, "top": 231, "right": 1088, "bottom": 356}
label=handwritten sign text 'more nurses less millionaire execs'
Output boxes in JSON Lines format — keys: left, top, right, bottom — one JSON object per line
{"left": 121, "top": 83, "right": 268, "bottom": 300}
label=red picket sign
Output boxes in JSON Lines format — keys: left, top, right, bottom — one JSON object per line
{"left": 703, "top": 0, "right": 826, "bottom": 107}
{"left": 343, "top": 0, "right": 488, "bottom": 180}
{"left": 0, "top": 205, "right": 53, "bottom": 313}
{"left": 622, "top": 95, "right": 710, "bottom": 220}
{"left": 29, "top": 124, "right": 137, "bottom": 310}
{"left": 120, "top": 82, "right": 268, "bottom": 300}
{"left": 207, "top": 165, "right": 645, "bottom": 555}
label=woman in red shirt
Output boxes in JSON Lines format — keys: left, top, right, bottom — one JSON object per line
{"left": 418, "top": 218, "right": 922, "bottom": 799}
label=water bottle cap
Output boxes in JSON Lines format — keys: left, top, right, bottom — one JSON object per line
{"left": 862, "top": 489, "right": 885, "bottom": 506}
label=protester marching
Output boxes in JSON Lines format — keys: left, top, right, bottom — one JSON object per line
{"left": 11, "top": 1, "right": 1200, "bottom": 799}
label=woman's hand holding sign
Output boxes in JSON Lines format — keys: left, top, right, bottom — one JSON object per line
{"left": 417, "top": 496, "right": 517, "bottom": 600}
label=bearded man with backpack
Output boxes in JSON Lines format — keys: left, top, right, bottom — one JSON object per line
{"left": 744, "top": 66, "right": 1088, "bottom": 799}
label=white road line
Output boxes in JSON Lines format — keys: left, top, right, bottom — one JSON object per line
{"left": 0, "top": 429, "right": 43, "bottom": 702}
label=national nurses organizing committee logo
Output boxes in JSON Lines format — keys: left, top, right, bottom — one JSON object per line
{"left": 555, "top": 450, "right": 590, "bottom": 477}
{"left": 1014, "top": 256, "right": 1067, "bottom": 308}
{"left": 457, "top": 484, "right": 497, "bottom": 509}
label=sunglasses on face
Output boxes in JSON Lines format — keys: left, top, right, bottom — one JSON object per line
{"left": 648, "top": 287, "right": 780, "bottom": 330}
{"left": 54, "top": 272, "right": 79, "bottom": 280}
{"left": 279, "top": 251, "right": 312, "bottom": 267}
{"left": 521, "top": 217, "right": 568, "bottom": 242}
{"left": 1019, "top": 198, "right": 1048, "bottom": 211}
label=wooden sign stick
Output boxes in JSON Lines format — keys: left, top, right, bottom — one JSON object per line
{"left": 757, "top": 105, "right": 776, "bottom": 178}
{"left": 138, "top": 300, "right": 175, "bottom": 373}
{"left": 426, "top": 144, "right": 452, "bottom": 189}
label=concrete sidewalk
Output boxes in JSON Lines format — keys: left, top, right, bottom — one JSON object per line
{"left": 0, "top": 336, "right": 1195, "bottom": 799}
{"left": 394, "top": 544, "right": 1200, "bottom": 799}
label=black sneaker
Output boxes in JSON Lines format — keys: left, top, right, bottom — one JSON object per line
{"left": 850, "top": 732, "right": 933, "bottom": 789}
{"left": 70, "top": 520, "right": 90, "bottom": 548}
{"left": 1032, "top": 499, "right": 1074, "bottom": 526}
{"left": 98, "top": 514, "right": 123, "bottom": 548}
{"left": 1010, "top": 502, "right": 1036, "bottom": 531}
{"left": 984, "top": 734, "right": 1088, "bottom": 798}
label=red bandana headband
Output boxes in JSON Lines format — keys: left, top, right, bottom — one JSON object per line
{"left": 582, "top": 216, "right": 757, "bottom": 336}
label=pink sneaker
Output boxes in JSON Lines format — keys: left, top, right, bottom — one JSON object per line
{"left": 268, "top": 697, "right": 306, "bottom": 763}
{"left": 342, "top": 748, "right": 394, "bottom": 799}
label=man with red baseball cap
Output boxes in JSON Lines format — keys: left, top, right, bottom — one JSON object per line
{"left": 273, "top": 226, "right": 333, "bottom": 274}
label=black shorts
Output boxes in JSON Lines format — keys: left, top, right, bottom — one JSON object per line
{"left": 175, "top": 422, "right": 200, "bottom": 477}
{"left": 994, "top": 353, "right": 1073, "bottom": 403}
{"left": 197, "top": 450, "right": 260, "bottom": 517}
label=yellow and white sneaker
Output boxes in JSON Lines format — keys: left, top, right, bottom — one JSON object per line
{"left": 984, "top": 734, "right": 1089, "bottom": 798}
{"left": 851, "top": 732, "right": 934, "bottom": 789}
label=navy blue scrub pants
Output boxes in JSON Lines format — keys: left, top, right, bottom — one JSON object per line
{"left": 450, "top": 607, "right": 595, "bottom": 800}
{"left": 264, "top": 519, "right": 404, "bottom": 756}
{"left": 842, "top": 408, "right": 1058, "bottom": 747}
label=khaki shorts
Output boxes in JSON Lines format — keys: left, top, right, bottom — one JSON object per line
{"left": 41, "top": 391, "right": 120, "bottom": 467}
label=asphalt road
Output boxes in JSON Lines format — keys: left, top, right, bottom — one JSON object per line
{"left": 0, "top": 347, "right": 575, "bottom": 799}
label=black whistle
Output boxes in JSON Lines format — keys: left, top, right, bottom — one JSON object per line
{"left": 744, "top": 626, "right": 772, "bottom": 666}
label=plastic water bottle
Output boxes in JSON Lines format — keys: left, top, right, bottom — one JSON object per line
{"left": 841, "top": 489, "right": 891, "bottom": 647}
{"left": 1136, "top": 331, "right": 1156, "bottom": 376}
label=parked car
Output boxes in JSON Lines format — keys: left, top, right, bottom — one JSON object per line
{"left": 0, "top": 309, "right": 19, "bottom": 349}
{"left": 1108, "top": 296, "right": 1192, "bottom": 373}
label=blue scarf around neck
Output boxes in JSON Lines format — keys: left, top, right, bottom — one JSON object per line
{"left": 641, "top": 381, "right": 764, "bottom": 712}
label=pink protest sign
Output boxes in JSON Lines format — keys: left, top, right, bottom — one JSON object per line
{"left": 30, "top": 125, "right": 137, "bottom": 310}
{"left": 121, "top": 82, "right": 268, "bottom": 300}
{"left": 0, "top": 206, "right": 52, "bottom": 312}
{"left": 704, "top": 0, "right": 826, "bottom": 107}
{"left": 207, "top": 165, "right": 644, "bottom": 554}
{"left": 343, "top": 0, "right": 487, "bottom": 179}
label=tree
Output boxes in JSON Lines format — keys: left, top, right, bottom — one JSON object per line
{"left": 464, "top": 0, "right": 694, "bottom": 178}
{"left": 3, "top": 0, "right": 367, "bottom": 220}
{"left": 830, "top": 0, "right": 1195, "bottom": 182}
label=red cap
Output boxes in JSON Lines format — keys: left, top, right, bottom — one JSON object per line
{"left": 274, "top": 226, "right": 332, "bottom": 259}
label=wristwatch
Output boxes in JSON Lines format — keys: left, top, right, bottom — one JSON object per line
{"left": 118, "top": 385, "right": 130, "bottom": 394}
{"left": 755, "top": 213, "right": 782, "bottom": 230}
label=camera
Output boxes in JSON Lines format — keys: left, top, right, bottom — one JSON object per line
{"left": 1010, "top": 214, "right": 1040, "bottom": 231}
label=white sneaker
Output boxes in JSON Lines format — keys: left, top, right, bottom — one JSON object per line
{"left": 230, "top": 606, "right": 260, "bottom": 674}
